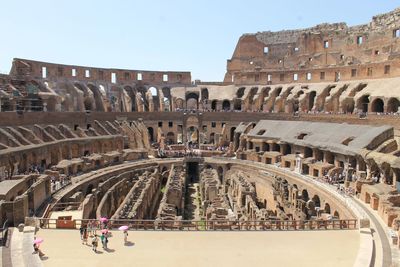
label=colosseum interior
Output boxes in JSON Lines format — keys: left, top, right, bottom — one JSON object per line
{"left": 3, "top": 7, "right": 400, "bottom": 267}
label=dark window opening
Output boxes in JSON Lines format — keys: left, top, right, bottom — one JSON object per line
{"left": 257, "top": 130, "right": 266, "bottom": 135}
{"left": 367, "top": 68, "right": 373, "bottom": 76}
{"left": 342, "top": 137, "right": 354, "bottom": 146}
{"left": 384, "top": 65, "right": 391, "bottom": 75}
{"left": 297, "top": 133, "right": 308, "bottom": 140}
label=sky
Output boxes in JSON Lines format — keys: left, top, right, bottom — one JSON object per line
{"left": 0, "top": 0, "right": 399, "bottom": 81}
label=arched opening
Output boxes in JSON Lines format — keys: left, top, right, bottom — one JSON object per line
{"left": 187, "top": 126, "right": 199, "bottom": 145}
{"left": 87, "top": 84, "right": 106, "bottom": 112}
{"left": 175, "top": 98, "right": 184, "bottom": 109}
{"left": 201, "top": 88, "right": 209, "bottom": 101}
{"left": 233, "top": 99, "right": 242, "bottom": 110}
{"left": 217, "top": 166, "right": 223, "bottom": 183}
{"left": 301, "top": 189, "right": 309, "bottom": 202}
{"left": 211, "top": 100, "right": 217, "bottom": 111}
{"left": 84, "top": 98, "right": 93, "bottom": 111}
{"left": 341, "top": 98, "right": 355, "bottom": 113}
{"left": 371, "top": 98, "right": 384, "bottom": 113}
{"left": 85, "top": 184, "right": 94, "bottom": 196}
{"left": 124, "top": 86, "right": 137, "bottom": 111}
{"left": 308, "top": 91, "right": 316, "bottom": 111}
{"left": 236, "top": 87, "right": 245, "bottom": 98}
{"left": 186, "top": 92, "right": 199, "bottom": 110}
{"left": 387, "top": 98, "right": 400, "bottom": 113}
{"left": 209, "top": 133, "right": 215, "bottom": 144}
{"left": 312, "top": 195, "right": 321, "bottom": 208}
{"left": 222, "top": 100, "right": 231, "bottom": 111}
{"left": 162, "top": 87, "right": 172, "bottom": 111}
{"left": 166, "top": 132, "right": 175, "bottom": 145}
{"left": 304, "top": 147, "right": 313, "bottom": 158}
{"left": 324, "top": 203, "right": 331, "bottom": 214}
{"left": 230, "top": 127, "right": 236, "bottom": 142}
{"left": 357, "top": 95, "right": 370, "bottom": 113}
{"left": 325, "top": 151, "right": 334, "bottom": 164}
{"left": 281, "top": 144, "right": 291, "bottom": 155}
{"left": 147, "top": 127, "right": 154, "bottom": 143}
{"left": 333, "top": 211, "right": 340, "bottom": 218}
{"left": 149, "top": 87, "right": 158, "bottom": 96}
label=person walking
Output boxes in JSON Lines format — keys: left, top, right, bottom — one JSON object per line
{"left": 82, "top": 228, "right": 88, "bottom": 245}
{"left": 91, "top": 235, "right": 98, "bottom": 252}
{"left": 100, "top": 233, "right": 106, "bottom": 249}
{"left": 123, "top": 230, "right": 128, "bottom": 244}
{"left": 104, "top": 235, "right": 108, "bottom": 249}
{"left": 33, "top": 243, "right": 45, "bottom": 257}
{"left": 79, "top": 226, "right": 84, "bottom": 240}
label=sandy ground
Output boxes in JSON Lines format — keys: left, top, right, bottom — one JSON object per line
{"left": 36, "top": 229, "right": 360, "bottom": 267}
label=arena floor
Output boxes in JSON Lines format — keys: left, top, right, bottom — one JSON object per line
{"left": 36, "top": 229, "right": 360, "bottom": 267}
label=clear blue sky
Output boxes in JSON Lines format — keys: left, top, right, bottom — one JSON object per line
{"left": 0, "top": 0, "right": 399, "bottom": 81}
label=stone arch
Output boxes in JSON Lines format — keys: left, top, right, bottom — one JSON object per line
{"left": 323, "top": 203, "right": 331, "bottom": 214}
{"left": 387, "top": 97, "right": 400, "bottom": 113}
{"left": 281, "top": 143, "right": 291, "bottom": 155}
{"left": 147, "top": 127, "right": 154, "bottom": 143}
{"left": 87, "top": 84, "right": 105, "bottom": 111}
{"left": 371, "top": 98, "right": 384, "bottom": 113}
{"left": 161, "top": 87, "right": 172, "bottom": 111}
{"left": 341, "top": 98, "right": 355, "bottom": 113}
{"left": 201, "top": 88, "right": 209, "bottom": 101}
{"left": 301, "top": 189, "right": 309, "bottom": 202}
{"left": 217, "top": 166, "right": 223, "bottom": 183}
{"left": 222, "top": 100, "right": 231, "bottom": 110}
{"left": 233, "top": 99, "right": 242, "bottom": 110}
{"left": 311, "top": 195, "right": 321, "bottom": 208}
{"left": 186, "top": 92, "right": 199, "bottom": 109}
{"left": 209, "top": 133, "right": 215, "bottom": 144}
{"left": 230, "top": 127, "right": 236, "bottom": 142}
{"left": 333, "top": 211, "right": 340, "bottom": 218}
{"left": 357, "top": 95, "right": 370, "bottom": 113}
{"left": 124, "top": 85, "right": 137, "bottom": 111}
{"left": 175, "top": 98, "right": 184, "bottom": 109}
{"left": 211, "top": 100, "right": 218, "bottom": 111}
{"left": 308, "top": 91, "right": 316, "bottom": 111}
{"left": 86, "top": 184, "right": 94, "bottom": 196}
{"left": 304, "top": 147, "right": 313, "bottom": 158}
{"left": 166, "top": 132, "right": 175, "bottom": 144}
{"left": 75, "top": 83, "right": 91, "bottom": 105}
{"left": 236, "top": 87, "right": 246, "bottom": 98}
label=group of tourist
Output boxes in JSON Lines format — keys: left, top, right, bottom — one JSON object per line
{"left": 78, "top": 219, "right": 130, "bottom": 253}
{"left": 79, "top": 220, "right": 110, "bottom": 252}
{"left": 50, "top": 175, "right": 71, "bottom": 193}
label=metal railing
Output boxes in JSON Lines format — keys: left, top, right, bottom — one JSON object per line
{"left": 37, "top": 218, "right": 358, "bottom": 231}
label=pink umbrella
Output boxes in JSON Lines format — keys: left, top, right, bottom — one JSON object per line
{"left": 118, "top": 225, "right": 129, "bottom": 231}
{"left": 100, "top": 217, "right": 108, "bottom": 222}
{"left": 101, "top": 229, "right": 109, "bottom": 234}
{"left": 34, "top": 238, "right": 44, "bottom": 244}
